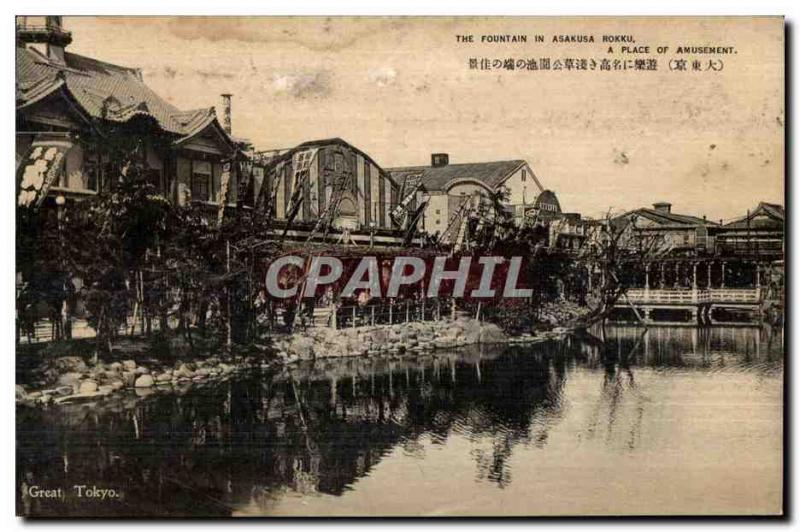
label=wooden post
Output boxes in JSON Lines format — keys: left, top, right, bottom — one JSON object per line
{"left": 707, "top": 261, "right": 712, "bottom": 288}
{"left": 721, "top": 261, "right": 726, "bottom": 288}
{"left": 226, "top": 240, "right": 232, "bottom": 350}
{"left": 352, "top": 306, "right": 356, "bottom": 329}
{"left": 645, "top": 263, "right": 650, "bottom": 290}
{"left": 389, "top": 304, "right": 393, "bottom": 325}
{"left": 371, "top": 306, "right": 375, "bottom": 326}
{"left": 405, "top": 301, "right": 410, "bottom": 323}
{"left": 586, "top": 264, "right": 593, "bottom": 293}
{"left": 692, "top": 262, "right": 698, "bottom": 289}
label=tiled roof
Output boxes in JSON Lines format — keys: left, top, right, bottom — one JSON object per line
{"left": 387, "top": 160, "right": 526, "bottom": 192}
{"left": 258, "top": 137, "right": 395, "bottom": 183}
{"left": 639, "top": 208, "right": 714, "bottom": 226}
{"left": 16, "top": 45, "right": 230, "bottom": 144}
{"left": 724, "top": 202, "right": 784, "bottom": 228}
{"left": 616, "top": 207, "right": 719, "bottom": 227}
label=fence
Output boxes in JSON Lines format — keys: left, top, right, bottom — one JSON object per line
{"left": 17, "top": 315, "right": 165, "bottom": 345}
{"left": 335, "top": 300, "right": 448, "bottom": 329}
{"left": 625, "top": 288, "right": 760, "bottom": 306}
{"left": 282, "top": 299, "right": 453, "bottom": 330}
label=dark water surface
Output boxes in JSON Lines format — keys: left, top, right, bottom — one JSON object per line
{"left": 17, "top": 325, "right": 783, "bottom": 517}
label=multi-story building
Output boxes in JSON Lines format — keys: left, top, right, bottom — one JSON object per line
{"left": 388, "top": 153, "right": 547, "bottom": 234}
{"left": 16, "top": 18, "right": 416, "bottom": 249}
{"left": 714, "top": 202, "right": 784, "bottom": 260}
{"left": 611, "top": 202, "right": 720, "bottom": 255}
{"left": 250, "top": 138, "right": 409, "bottom": 245}
{"left": 16, "top": 16, "right": 243, "bottom": 211}
{"left": 612, "top": 201, "right": 784, "bottom": 261}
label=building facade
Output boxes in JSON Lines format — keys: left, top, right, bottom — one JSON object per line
{"left": 388, "top": 154, "right": 545, "bottom": 236}
{"left": 715, "top": 202, "right": 784, "bottom": 260}
{"left": 16, "top": 16, "right": 242, "bottom": 212}
{"left": 250, "top": 138, "right": 408, "bottom": 244}
{"left": 611, "top": 202, "right": 719, "bottom": 255}
{"left": 612, "top": 201, "right": 784, "bottom": 261}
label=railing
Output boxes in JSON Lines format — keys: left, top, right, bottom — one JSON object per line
{"left": 15, "top": 24, "right": 72, "bottom": 40}
{"left": 624, "top": 288, "right": 760, "bottom": 305}
{"left": 708, "top": 288, "right": 761, "bottom": 303}
{"left": 286, "top": 300, "right": 448, "bottom": 330}
{"left": 626, "top": 289, "right": 702, "bottom": 304}
{"left": 715, "top": 240, "right": 783, "bottom": 256}
{"left": 336, "top": 300, "right": 445, "bottom": 329}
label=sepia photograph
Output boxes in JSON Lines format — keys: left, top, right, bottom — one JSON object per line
{"left": 13, "top": 14, "right": 785, "bottom": 518}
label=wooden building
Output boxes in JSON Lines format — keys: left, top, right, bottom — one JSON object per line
{"left": 16, "top": 16, "right": 242, "bottom": 211}
{"left": 715, "top": 202, "right": 784, "bottom": 259}
{"left": 252, "top": 138, "right": 408, "bottom": 245}
{"left": 611, "top": 202, "right": 720, "bottom": 255}
{"left": 388, "top": 154, "right": 544, "bottom": 236}
{"left": 613, "top": 201, "right": 784, "bottom": 261}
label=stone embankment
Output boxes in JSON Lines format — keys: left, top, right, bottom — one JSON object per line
{"left": 16, "top": 355, "right": 252, "bottom": 408}
{"left": 271, "top": 317, "right": 508, "bottom": 365}
{"left": 16, "top": 301, "right": 591, "bottom": 408}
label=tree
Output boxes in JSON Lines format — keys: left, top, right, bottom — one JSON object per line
{"left": 574, "top": 211, "right": 667, "bottom": 326}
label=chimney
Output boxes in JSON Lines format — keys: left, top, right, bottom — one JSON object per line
{"left": 652, "top": 202, "right": 672, "bottom": 214}
{"left": 431, "top": 153, "right": 449, "bottom": 167}
{"left": 220, "top": 93, "right": 232, "bottom": 134}
{"left": 16, "top": 16, "right": 72, "bottom": 66}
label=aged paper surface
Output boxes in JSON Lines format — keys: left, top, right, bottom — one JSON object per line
{"left": 16, "top": 16, "right": 784, "bottom": 517}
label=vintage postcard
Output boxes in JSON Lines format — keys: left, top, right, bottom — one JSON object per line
{"left": 15, "top": 16, "right": 784, "bottom": 517}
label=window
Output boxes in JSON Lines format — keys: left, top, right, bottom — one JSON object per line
{"left": 82, "top": 144, "right": 107, "bottom": 192}
{"left": 435, "top": 209, "right": 440, "bottom": 215}
{"left": 191, "top": 160, "right": 211, "bottom": 201}
{"left": 522, "top": 169, "right": 527, "bottom": 182}
{"left": 212, "top": 163, "right": 221, "bottom": 201}
{"left": 84, "top": 156, "right": 99, "bottom": 191}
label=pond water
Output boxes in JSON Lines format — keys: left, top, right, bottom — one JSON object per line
{"left": 17, "top": 324, "right": 784, "bottom": 517}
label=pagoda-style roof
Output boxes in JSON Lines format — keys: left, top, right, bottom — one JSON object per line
{"left": 723, "top": 202, "right": 784, "bottom": 229}
{"left": 16, "top": 45, "right": 235, "bottom": 150}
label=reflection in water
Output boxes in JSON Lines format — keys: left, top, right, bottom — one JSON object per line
{"left": 17, "top": 325, "right": 783, "bottom": 517}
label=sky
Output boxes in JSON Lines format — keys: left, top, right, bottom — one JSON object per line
{"left": 63, "top": 16, "right": 784, "bottom": 220}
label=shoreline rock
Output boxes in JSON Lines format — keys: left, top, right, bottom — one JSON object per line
{"left": 16, "top": 310, "right": 589, "bottom": 409}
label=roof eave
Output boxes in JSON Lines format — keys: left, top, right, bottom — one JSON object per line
{"left": 16, "top": 77, "right": 65, "bottom": 110}
{"left": 173, "top": 116, "right": 237, "bottom": 153}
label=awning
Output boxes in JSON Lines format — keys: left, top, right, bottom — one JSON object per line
{"left": 17, "top": 134, "right": 74, "bottom": 210}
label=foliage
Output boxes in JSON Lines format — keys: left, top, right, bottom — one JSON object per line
{"left": 16, "top": 124, "right": 279, "bottom": 353}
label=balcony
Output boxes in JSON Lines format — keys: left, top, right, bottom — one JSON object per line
{"left": 16, "top": 23, "right": 73, "bottom": 46}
